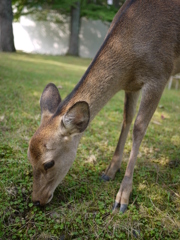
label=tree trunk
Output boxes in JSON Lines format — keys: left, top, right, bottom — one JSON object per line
{"left": 0, "top": 0, "right": 16, "bottom": 52}
{"left": 67, "top": 1, "right": 80, "bottom": 56}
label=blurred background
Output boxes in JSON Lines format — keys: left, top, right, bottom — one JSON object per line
{"left": 1, "top": 0, "right": 125, "bottom": 58}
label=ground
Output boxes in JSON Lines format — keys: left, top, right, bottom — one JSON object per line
{"left": 0, "top": 52, "right": 180, "bottom": 239}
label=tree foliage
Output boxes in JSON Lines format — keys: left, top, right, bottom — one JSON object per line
{"left": 81, "top": 0, "right": 119, "bottom": 22}
{"left": 12, "top": 0, "right": 125, "bottom": 22}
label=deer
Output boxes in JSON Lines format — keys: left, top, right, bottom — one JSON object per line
{"left": 28, "top": 0, "right": 180, "bottom": 213}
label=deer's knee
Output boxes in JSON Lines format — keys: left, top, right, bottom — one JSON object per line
{"left": 126, "top": 114, "right": 134, "bottom": 125}
{"left": 133, "top": 120, "right": 146, "bottom": 142}
{"left": 123, "top": 112, "right": 135, "bottom": 127}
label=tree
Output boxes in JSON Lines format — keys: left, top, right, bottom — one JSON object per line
{"left": 67, "top": 1, "right": 81, "bottom": 56}
{"left": 12, "top": 0, "right": 125, "bottom": 56}
{"left": 0, "top": 0, "right": 16, "bottom": 52}
{"left": 68, "top": 0, "right": 125, "bottom": 56}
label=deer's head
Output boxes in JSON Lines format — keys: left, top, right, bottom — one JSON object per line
{"left": 28, "top": 83, "right": 90, "bottom": 206}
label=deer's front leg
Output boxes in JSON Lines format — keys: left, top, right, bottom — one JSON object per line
{"left": 114, "top": 82, "right": 165, "bottom": 213}
{"left": 102, "top": 91, "right": 140, "bottom": 181}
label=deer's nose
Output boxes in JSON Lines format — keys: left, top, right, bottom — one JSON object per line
{"left": 33, "top": 200, "right": 40, "bottom": 206}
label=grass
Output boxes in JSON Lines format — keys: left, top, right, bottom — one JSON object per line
{"left": 0, "top": 52, "right": 180, "bottom": 239}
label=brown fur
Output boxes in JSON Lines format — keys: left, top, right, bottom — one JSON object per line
{"left": 28, "top": 0, "right": 180, "bottom": 208}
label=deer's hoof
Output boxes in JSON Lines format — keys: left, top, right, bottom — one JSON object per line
{"left": 101, "top": 174, "right": 111, "bottom": 181}
{"left": 112, "top": 201, "right": 120, "bottom": 211}
{"left": 120, "top": 204, "right": 128, "bottom": 213}
{"left": 112, "top": 202, "right": 128, "bottom": 213}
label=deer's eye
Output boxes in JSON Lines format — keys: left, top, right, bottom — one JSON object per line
{"left": 43, "top": 160, "right": 55, "bottom": 171}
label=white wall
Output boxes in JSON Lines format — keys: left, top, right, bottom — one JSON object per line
{"left": 13, "top": 15, "right": 110, "bottom": 58}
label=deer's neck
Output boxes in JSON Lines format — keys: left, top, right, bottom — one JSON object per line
{"left": 57, "top": 39, "right": 126, "bottom": 121}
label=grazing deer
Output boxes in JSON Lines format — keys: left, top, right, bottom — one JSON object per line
{"left": 28, "top": 0, "right": 180, "bottom": 212}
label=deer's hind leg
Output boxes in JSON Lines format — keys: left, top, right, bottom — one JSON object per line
{"left": 113, "top": 81, "right": 167, "bottom": 213}
{"left": 102, "top": 90, "right": 140, "bottom": 181}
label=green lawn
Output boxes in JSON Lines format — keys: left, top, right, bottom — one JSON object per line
{"left": 0, "top": 52, "right": 180, "bottom": 239}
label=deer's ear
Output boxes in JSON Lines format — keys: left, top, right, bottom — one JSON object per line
{"left": 61, "top": 102, "right": 90, "bottom": 135}
{"left": 40, "top": 83, "right": 61, "bottom": 121}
